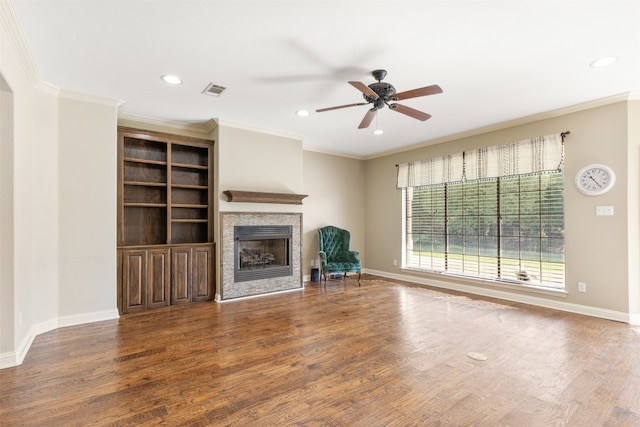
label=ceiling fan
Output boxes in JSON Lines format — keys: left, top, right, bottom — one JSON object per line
{"left": 316, "top": 69, "right": 443, "bottom": 129}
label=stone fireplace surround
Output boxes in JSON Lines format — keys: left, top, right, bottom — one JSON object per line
{"left": 219, "top": 212, "right": 303, "bottom": 300}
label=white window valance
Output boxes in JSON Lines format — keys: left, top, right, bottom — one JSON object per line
{"left": 396, "top": 152, "right": 464, "bottom": 188}
{"left": 396, "top": 133, "right": 564, "bottom": 189}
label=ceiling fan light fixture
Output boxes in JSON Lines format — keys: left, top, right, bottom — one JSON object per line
{"left": 590, "top": 56, "right": 618, "bottom": 68}
{"left": 160, "top": 74, "right": 182, "bottom": 85}
{"left": 296, "top": 110, "right": 310, "bottom": 117}
{"left": 373, "top": 110, "right": 383, "bottom": 135}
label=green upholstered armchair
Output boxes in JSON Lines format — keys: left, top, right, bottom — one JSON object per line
{"left": 318, "top": 225, "right": 361, "bottom": 285}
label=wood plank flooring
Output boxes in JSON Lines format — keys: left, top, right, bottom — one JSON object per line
{"left": 2, "top": 275, "right": 640, "bottom": 426}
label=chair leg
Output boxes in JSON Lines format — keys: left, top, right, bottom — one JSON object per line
{"left": 357, "top": 271, "right": 361, "bottom": 286}
{"left": 323, "top": 272, "right": 327, "bottom": 284}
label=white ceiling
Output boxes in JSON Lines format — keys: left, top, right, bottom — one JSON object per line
{"left": 11, "top": 0, "right": 640, "bottom": 158}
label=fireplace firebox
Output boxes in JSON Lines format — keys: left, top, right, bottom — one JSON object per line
{"left": 220, "top": 212, "right": 302, "bottom": 300}
{"left": 234, "top": 225, "right": 292, "bottom": 282}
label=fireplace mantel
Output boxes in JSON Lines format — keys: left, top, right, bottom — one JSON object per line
{"left": 223, "top": 190, "right": 308, "bottom": 205}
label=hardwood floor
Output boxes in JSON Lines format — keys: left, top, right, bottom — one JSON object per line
{"left": 2, "top": 275, "right": 640, "bottom": 426}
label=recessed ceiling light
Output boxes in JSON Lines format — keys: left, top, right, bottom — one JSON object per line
{"left": 373, "top": 129, "right": 384, "bottom": 135}
{"left": 161, "top": 74, "right": 183, "bottom": 85}
{"left": 589, "top": 56, "right": 618, "bottom": 68}
{"left": 296, "top": 110, "right": 310, "bottom": 117}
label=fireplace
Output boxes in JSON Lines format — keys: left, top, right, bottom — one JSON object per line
{"left": 234, "top": 225, "right": 292, "bottom": 282}
{"left": 220, "top": 212, "right": 302, "bottom": 300}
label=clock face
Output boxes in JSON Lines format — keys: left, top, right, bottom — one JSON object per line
{"left": 575, "top": 164, "right": 616, "bottom": 196}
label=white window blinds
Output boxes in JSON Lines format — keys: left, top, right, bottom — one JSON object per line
{"left": 397, "top": 133, "right": 564, "bottom": 188}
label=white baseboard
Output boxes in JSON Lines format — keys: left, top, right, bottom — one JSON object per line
{"left": 0, "top": 309, "right": 119, "bottom": 369}
{"left": 58, "top": 309, "right": 119, "bottom": 328}
{"left": 0, "top": 352, "right": 17, "bottom": 369}
{"left": 364, "top": 268, "right": 633, "bottom": 324}
{"left": 3, "top": 274, "right": 636, "bottom": 370}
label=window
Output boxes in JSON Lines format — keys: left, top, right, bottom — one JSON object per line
{"left": 403, "top": 171, "right": 564, "bottom": 288}
{"left": 398, "top": 133, "right": 566, "bottom": 290}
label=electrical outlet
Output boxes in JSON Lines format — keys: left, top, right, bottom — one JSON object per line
{"left": 578, "top": 282, "right": 587, "bottom": 292}
{"left": 393, "top": 259, "right": 397, "bottom": 266}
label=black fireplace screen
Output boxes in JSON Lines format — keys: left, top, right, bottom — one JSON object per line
{"left": 234, "top": 225, "right": 292, "bottom": 282}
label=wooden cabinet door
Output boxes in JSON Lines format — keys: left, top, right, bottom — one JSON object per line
{"left": 171, "top": 246, "right": 192, "bottom": 304}
{"left": 192, "top": 245, "right": 213, "bottom": 302}
{"left": 119, "top": 244, "right": 214, "bottom": 314}
{"left": 147, "top": 248, "right": 170, "bottom": 309}
{"left": 121, "top": 249, "right": 148, "bottom": 314}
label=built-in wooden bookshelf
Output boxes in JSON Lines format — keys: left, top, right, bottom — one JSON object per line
{"left": 117, "top": 127, "right": 215, "bottom": 314}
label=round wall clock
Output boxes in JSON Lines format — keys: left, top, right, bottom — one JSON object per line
{"left": 574, "top": 164, "right": 616, "bottom": 196}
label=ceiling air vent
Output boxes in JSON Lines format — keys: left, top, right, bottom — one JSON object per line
{"left": 202, "top": 83, "right": 227, "bottom": 97}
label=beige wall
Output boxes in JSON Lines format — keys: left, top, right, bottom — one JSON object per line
{"left": 1, "top": 2, "right": 120, "bottom": 367}
{"left": 627, "top": 100, "right": 640, "bottom": 321}
{"left": 58, "top": 95, "right": 118, "bottom": 318}
{"left": 216, "top": 125, "right": 304, "bottom": 213}
{"left": 302, "top": 151, "right": 365, "bottom": 277}
{"left": 17, "top": 88, "right": 59, "bottom": 338}
{"left": 215, "top": 124, "right": 304, "bottom": 295}
{"left": 0, "top": 1, "right": 60, "bottom": 364}
{"left": 365, "top": 100, "right": 637, "bottom": 316}
{"left": 0, "top": 73, "right": 14, "bottom": 354}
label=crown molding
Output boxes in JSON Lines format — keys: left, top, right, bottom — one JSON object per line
{"left": 33, "top": 83, "right": 124, "bottom": 109}
{"left": 302, "top": 145, "right": 365, "bottom": 161}
{"left": 366, "top": 92, "right": 637, "bottom": 160}
{"left": 118, "top": 113, "right": 217, "bottom": 135}
{"left": 216, "top": 118, "right": 304, "bottom": 142}
{"left": 0, "top": 0, "right": 40, "bottom": 86}
{"left": 34, "top": 82, "right": 124, "bottom": 109}
{"left": 2, "top": 2, "right": 124, "bottom": 111}
{"left": 306, "top": 92, "right": 638, "bottom": 161}
{"left": 33, "top": 81, "right": 60, "bottom": 96}
{"left": 59, "top": 89, "right": 123, "bottom": 108}
{"left": 118, "top": 115, "right": 307, "bottom": 145}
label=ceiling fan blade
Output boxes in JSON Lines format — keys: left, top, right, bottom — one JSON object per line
{"left": 349, "top": 81, "right": 379, "bottom": 99}
{"left": 389, "top": 103, "right": 432, "bottom": 121}
{"left": 391, "top": 84, "right": 443, "bottom": 101}
{"left": 316, "top": 102, "right": 368, "bottom": 112}
{"left": 358, "top": 108, "right": 377, "bottom": 129}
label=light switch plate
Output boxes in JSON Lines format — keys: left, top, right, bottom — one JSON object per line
{"left": 596, "top": 206, "right": 614, "bottom": 216}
